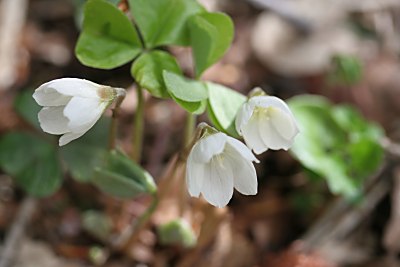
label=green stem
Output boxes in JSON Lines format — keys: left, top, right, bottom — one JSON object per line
{"left": 131, "top": 85, "right": 144, "bottom": 162}
{"left": 108, "top": 90, "right": 126, "bottom": 150}
{"left": 184, "top": 113, "right": 196, "bottom": 148}
{"left": 135, "top": 193, "right": 158, "bottom": 231}
{"left": 120, "top": 193, "right": 159, "bottom": 250}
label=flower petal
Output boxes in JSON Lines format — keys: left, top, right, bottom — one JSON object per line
{"left": 249, "top": 96, "right": 293, "bottom": 115}
{"left": 226, "top": 136, "right": 259, "bottom": 163}
{"left": 270, "top": 107, "right": 299, "bottom": 141}
{"left": 186, "top": 151, "right": 205, "bottom": 197}
{"left": 201, "top": 158, "right": 234, "bottom": 208}
{"left": 191, "top": 132, "right": 227, "bottom": 163}
{"left": 224, "top": 148, "right": 258, "bottom": 195}
{"left": 41, "top": 78, "right": 101, "bottom": 99}
{"left": 63, "top": 97, "right": 107, "bottom": 133}
{"left": 235, "top": 102, "right": 253, "bottom": 135}
{"left": 259, "top": 116, "right": 292, "bottom": 150}
{"left": 38, "top": 106, "right": 70, "bottom": 134}
{"left": 59, "top": 132, "right": 86, "bottom": 146}
{"left": 242, "top": 116, "right": 267, "bottom": 154}
{"left": 33, "top": 87, "right": 71, "bottom": 106}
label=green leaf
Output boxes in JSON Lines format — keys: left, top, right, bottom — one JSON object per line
{"left": 73, "top": 0, "right": 120, "bottom": 29}
{"left": 328, "top": 55, "right": 363, "bottom": 86}
{"left": 129, "top": 0, "right": 204, "bottom": 47}
{"left": 163, "top": 71, "right": 208, "bottom": 114}
{"left": 188, "top": 12, "right": 234, "bottom": 78}
{"left": 92, "top": 150, "right": 156, "bottom": 198}
{"left": 207, "top": 82, "right": 246, "bottom": 137}
{"left": 0, "top": 132, "right": 62, "bottom": 197}
{"left": 14, "top": 89, "right": 41, "bottom": 129}
{"left": 163, "top": 71, "right": 208, "bottom": 102}
{"left": 348, "top": 137, "right": 383, "bottom": 179}
{"left": 131, "top": 51, "right": 182, "bottom": 98}
{"left": 172, "top": 96, "right": 207, "bottom": 114}
{"left": 332, "top": 105, "right": 384, "bottom": 140}
{"left": 60, "top": 118, "right": 110, "bottom": 182}
{"left": 75, "top": 0, "right": 142, "bottom": 69}
{"left": 288, "top": 95, "right": 384, "bottom": 197}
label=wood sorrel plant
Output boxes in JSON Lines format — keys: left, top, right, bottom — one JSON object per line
{"left": 47, "top": 0, "right": 298, "bottom": 208}
{"left": 0, "top": 0, "right": 386, "bottom": 250}
{"left": 31, "top": 0, "right": 298, "bottom": 205}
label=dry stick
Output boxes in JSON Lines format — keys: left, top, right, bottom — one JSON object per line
{"left": 0, "top": 197, "right": 37, "bottom": 267}
{"left": 0, "top": 0, "right": 28, "bottom": 90}
{"left": 301, "top": 139, "right": 400, "bottom": 251}
{"left": 383, "top": 167, "right": 400, "bottom": 256}
{"left": 381, "top": 137, "right": 400, "bottom": 158}
{"left": 301, "top": 165, "right": 391, "bottom": 252}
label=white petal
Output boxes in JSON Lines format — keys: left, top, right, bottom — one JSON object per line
{"left": 33, "top": 87, "right": 71, "bottom": 106}
{"left": 225, "top": 136, "right": 259, "bottom": 163}
{"left": 191, "top": 132, "right": 227, "bottom": 163}
{"left": 201, "top": 159, "right": 234, "bottom": 208}
{"left": 235, "top": 102, "right": 253, "bottom": 135}
{"left": 38, "top": 107, "right": 70, "bottom": 134}
{"left": 270, "top": 108, "right": 299, "bottom": 141}
{"left": 224, "top": 149, "right": 258, "bottom": 195}
{"left": 63, "top": 97, "right": 107, "bottom": 133}
{"left": 249, "top": 96, "right": 293, "bottom": 115}
{"left": 40, "top": 78, "right": 102, "bottom": 99}
{"left": 59, "top": 132, "right": 86, "bottom": 146}
{"left": 242, "top": 117, "right": 268, "bottom": 154}
{"left": 259, "top": 116, "right": 292, "bottom": 150}
{"left": 186, "top": 151, "right": 205, "bottom": 197}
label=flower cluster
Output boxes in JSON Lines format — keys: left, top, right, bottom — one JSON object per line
{"left": 186, "top": 93, "right": 299, "bottom": 207}
{"left": 34, "top": 79, "right": 298, "bottom": 207}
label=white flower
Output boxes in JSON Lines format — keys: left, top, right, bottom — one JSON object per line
{"left": 33, "top": 78, "right": 125, "bottom": 146}
{"left": 236, "top": 95, "right": 299, "bottom": 154}
{"left": 186, "top": 132, "right": 259, "bottom": 208}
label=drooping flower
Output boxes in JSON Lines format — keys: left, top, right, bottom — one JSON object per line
{"left": 33, "top": 78, "right": 125, "bottom": 146}
{"left": 235, "top": 94, "right": 299, "bottom": 154}
{"left": 186, "top": 129, "right": 259, "bottom": 208}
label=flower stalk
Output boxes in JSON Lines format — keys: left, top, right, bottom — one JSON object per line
{"left": 184, "top": 113, "right": 196, "bottom": 148}
{"left": 131, "top": 85, "right": 144, "bottom": 162}
{"left": 114, "top": 192, "right": 159, "bottom": 250}
{"left": 108, "top": 89, "right": 126, "bottom": 150}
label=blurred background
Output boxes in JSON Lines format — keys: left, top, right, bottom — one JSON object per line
{"left": 1, "top": 0, "right": 400, "bottom": 266}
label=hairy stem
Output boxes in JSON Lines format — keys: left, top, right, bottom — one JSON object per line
{"left": 184, "top": 113, "right": 196, "bottom": 148}
{"left": 131, "top": 85, "right": 144, "bottom": 162}
{"left": 108, "top": 90, "right": 126, "bottom": 150}
{"left": 115, "top": 193, "right": 159, "bottom": 250}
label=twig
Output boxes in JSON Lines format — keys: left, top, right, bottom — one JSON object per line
{"left": 0, "top": 197, "right": 37, "bottom": 267}
{"left": 301, "top": 165, "right": 390, "bottom": 251}
{"left": 0, "top": 0, "right": 28, "bottom": 90}
{"left": 381, "top": 137, "right": 400, "bottom": 158}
